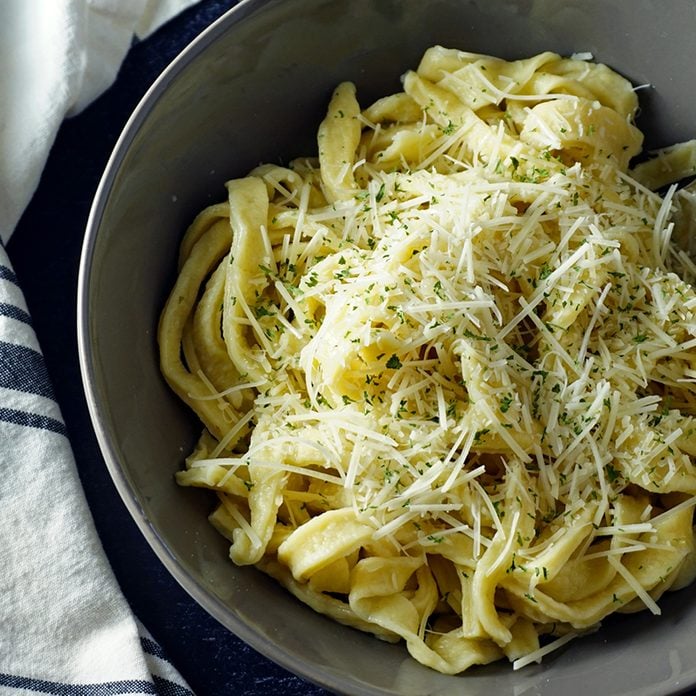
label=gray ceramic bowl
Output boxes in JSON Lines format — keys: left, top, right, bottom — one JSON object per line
{"left": 78, "top": 1, "right": 696, "bottom": 694}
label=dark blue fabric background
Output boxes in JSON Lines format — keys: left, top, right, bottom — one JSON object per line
{"left": 8, "top": 2, "right": 331, "bottom": 693}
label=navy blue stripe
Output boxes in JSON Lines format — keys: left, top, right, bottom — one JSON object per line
{"left": 0, "top": 674, "right": 157, "bottom": 695}
{"left": 151, "top": 676, "right": 194, "bottom": 696}
{"left": 0, "top": 340, "right": 54, "bottom": 399}
{"left": 139, "top": 636, "right": 170, "bottom": 663}
{"left": 0, "top": 674, "right": 193, "bottom": 696}
{"left": 0, "top": 302, "right": 32, "bottom": 325}
{"left": 0, "top": 406, "right": 67, "bottom": 437}
{"left": 140, "top": 640, "right": 194, "bottom": 695}
{"left": 0, "top": 264, "right": 19, "bottom": 285}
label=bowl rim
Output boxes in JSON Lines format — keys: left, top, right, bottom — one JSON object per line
{"left": 76, "top": 2, "right": 696, "bottom": 694}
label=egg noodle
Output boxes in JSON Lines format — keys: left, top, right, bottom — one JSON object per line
{"left": 159, "top": 47, "right": 696, "bottom": 673}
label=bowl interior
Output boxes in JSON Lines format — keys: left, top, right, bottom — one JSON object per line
{"left": 79, "top": 1, "right": 696, "bottom": 694}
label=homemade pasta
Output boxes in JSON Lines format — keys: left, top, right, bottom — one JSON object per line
{"left": 159, "top": 47, "right": 696, "bottom": 673}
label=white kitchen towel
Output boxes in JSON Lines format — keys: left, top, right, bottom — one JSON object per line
{"left": 0, "top": 0, "right": 201, "bottom": 245}
{"left": 0, "top": 1, "right": 201, "bottom": 693}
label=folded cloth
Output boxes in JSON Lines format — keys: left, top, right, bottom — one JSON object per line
{"left": 0, "top": 0, "right": 201, "bottom": 244}
{"left": 0, "top": 1, "right": 200, "bottom": 692}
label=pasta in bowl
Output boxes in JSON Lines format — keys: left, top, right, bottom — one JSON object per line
{"left": 158, "top": 46, "right": 696, "bottom": 674}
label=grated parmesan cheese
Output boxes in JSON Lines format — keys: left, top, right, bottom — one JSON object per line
{"left": 162, "top": 47, "right": 696, "bottom": 676}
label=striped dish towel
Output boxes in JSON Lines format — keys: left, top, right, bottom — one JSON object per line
{"left": 0, "top": 1, "right": 200, "bottom": 693}
{"left": 0, "top": 246, "right": 194, "bottom": 693}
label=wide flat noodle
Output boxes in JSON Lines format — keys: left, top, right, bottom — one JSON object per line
{"left": 159, "top": 47, "right": 696, "bottom": 674}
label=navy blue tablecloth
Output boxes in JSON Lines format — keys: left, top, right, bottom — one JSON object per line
{"left": 8, "top": 2, "right": 331, "bottom": 693}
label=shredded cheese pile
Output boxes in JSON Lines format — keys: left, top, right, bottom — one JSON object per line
{"left": 159, "top": 47, "right": 696, "bottom": 674}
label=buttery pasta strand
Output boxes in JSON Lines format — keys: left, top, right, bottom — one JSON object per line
{"left": 159, "top": 47, "right": 696, "bottom": 674}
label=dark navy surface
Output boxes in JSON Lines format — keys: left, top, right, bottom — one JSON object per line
{"left": 8, "top": 2, "right": 330, "bottom": 694}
